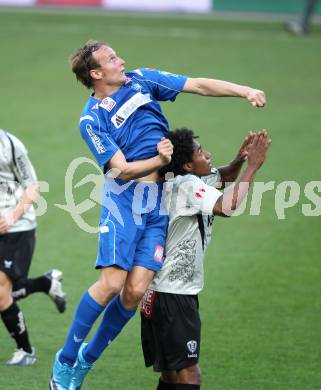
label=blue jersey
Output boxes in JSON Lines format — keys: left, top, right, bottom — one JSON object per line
{"left": 79, "top": 68, "right": 187, "bottom": 166}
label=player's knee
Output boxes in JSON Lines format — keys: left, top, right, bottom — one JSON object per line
{"left": 0, "top": 287, "right": 12, "bottom": 310}
{"left": 161, "top": 371, "right": 177, "bottom": 383}
{"left": 187, "top": 364, "right": 201, "bottom": 383}
{"left": 193, "top": 365, "right": 201, "bottom": 383}
{"left": 98, "top": 275, "right": 123, "bottom": 297}
{"left": 122, "top": 282, "right": 147, "bottom": 307}
{"left": 177, "top": 364, "right": 201, "bottom": 385}
{"left": 0, "top": 271, "right": 11, "bottom": 285}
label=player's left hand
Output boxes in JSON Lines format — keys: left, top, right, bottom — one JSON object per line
{"left": 0, "top": 214, "right": 14, "bottom": 234}
{"left": 234, "top": 132, "right": 256, "bottom": 162}
{"left": 246, "top": 88, "right": 266, "bottom": 108}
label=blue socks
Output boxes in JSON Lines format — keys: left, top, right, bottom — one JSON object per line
{"left": 83, "top": 295, "right": 136, "bottom": 364}
{"left": 59, "top": 292, "right": 105, "bottom": 366}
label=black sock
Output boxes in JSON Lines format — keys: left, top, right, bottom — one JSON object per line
{"left": 176, "top": 384, "right": 200, "bottom": 390}
{"left": 0, "top": 302, "right": 32, "bottom": 353}
{"left": 157, "top": 379, "right": 176, "bottom": 390}
{"left": 12, "top": 276, "right": 51, "bottom": 301}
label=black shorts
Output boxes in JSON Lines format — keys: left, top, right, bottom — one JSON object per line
{"left": 140, "top": 289, "right": 201, "bottom": 372}
{"left": 0, "top": 229, "right": 36, "bottom": 282}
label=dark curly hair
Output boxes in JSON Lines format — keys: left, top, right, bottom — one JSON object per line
{"left": 159, "top": 128, "right": 199, "bottom": 178}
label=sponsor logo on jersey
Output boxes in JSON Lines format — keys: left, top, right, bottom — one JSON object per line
{"left": 100, "top": 97, "right": 116, "bottom": 112}
{"left": 195, "top": 187, "right": 206, "bottom": 199}
{"left": 187, "top": 340, "right": 198, "bottom": 358}
{"left": 86, "top": 124, "right": 106, "bottom": 154}
{"left": 140, "top": 289, "right": 156, "bottom": 319}
{"left": 115, "top": 115, "right": 125, "bottom": 127}
{"left": 153, "top": 245, "right": 164, "bottom": 263}
{"left": 111, "top": 92, "right": 151, "bottom": 129}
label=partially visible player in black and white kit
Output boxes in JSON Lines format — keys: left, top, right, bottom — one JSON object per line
{"left": 141, "top": 128, "right": 271, "bottom": 390}
{"left": 0, "top": 128, "right": 66, "bottom": 366}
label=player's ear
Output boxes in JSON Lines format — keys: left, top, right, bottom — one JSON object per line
{"left": 90, "top": 68, "right": 102, "bottom": 81}
{"left": 182, "top": 162, "right": 193, "bottom": 173}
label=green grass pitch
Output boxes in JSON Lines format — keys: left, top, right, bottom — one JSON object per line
{"left": 0, "top": 8, "right": 320, "bottom": 390}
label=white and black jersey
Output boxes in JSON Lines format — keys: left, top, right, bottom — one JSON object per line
{"left": 0, "top": 129, "right": 37, "bottom": 233}
{"left": 150, "top": 169, "right": 222, "bottom": 295}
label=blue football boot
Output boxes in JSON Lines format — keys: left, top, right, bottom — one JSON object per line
{"left": 49, "top": 350, "right": 74, "bottom": 390}
{"left": 70, "top": 343, "right": 93, "bottom": 390}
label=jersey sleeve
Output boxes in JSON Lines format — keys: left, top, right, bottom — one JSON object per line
{"left": 176, "top": 175, "right": 222, "bottom": 216}
{"left": 79, "top": 114, "right": 119, "bottom": 167}
{"left": 133, "top": 68, "right": 187, "bottom": 102}
{"left": 9, "top": 134, "right": 37, "bottom": 188}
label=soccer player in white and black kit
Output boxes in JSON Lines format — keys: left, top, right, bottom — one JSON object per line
{"left": 0, "top": 129, "right": 66, "bottom": 366}
{"left": 141, "top": 128, "right": 271, "bottom": 389}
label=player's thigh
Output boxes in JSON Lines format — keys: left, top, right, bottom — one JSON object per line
{"left": 121, "top": 266, "right": 155, "bottom": 307}
{"left": 0, "top": 271, "right": 12, "bottom": 291}
{"left": 0, "top": 271, "right": 13, "bottom": 309}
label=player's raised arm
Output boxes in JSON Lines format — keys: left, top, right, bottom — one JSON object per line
{"left": 217, "top": 132, "right": 256, "bottom": 186}
{"left": 183, "top": 78, "right": 266, "bottom": 107}
{"left": 214, "top": 130, "right": 271, "bottom": 217}
{"left": 107, "top": 138, "right": 173, "bottom": 180}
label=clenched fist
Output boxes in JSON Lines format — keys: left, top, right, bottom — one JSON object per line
{"left": 245, "top": 88, "right": 266, "bottom": 108}
{"left": 157, "top": 138, "right": 173, "bottom": 165}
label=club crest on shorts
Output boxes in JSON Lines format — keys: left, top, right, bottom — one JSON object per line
{"left": 187, "top": 340, "right": 197, "bottom": 354}
{"left": 153, "top": 245, "right": 164, "bottom": 263}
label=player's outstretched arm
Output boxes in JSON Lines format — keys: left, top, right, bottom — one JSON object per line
{"left": 213, "top": 130, "right": 271, "bottom": 217}
{"left": 183, "top": 78, "right": 266, "bottom": 107}
{"left": 218, "top": 132, "right": 256, "bottom": 186}
{"left": 107, "top": 138, "right": 173, "bottom": 180}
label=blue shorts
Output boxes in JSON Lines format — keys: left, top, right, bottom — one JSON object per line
{"left": 95, "top": 178, "right": 168, "bottom": 272}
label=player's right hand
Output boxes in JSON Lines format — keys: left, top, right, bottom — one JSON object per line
{"left": 247, "top": 130, "right": 271, "bottom": 169}
{"left": 0, "top": 214, "right": 13, "bottom": 235}
{"left": 157, "top": 138, "right": 173, "bottom": 165}
{"left": 246, "top": 88, "right": 266, "bottom": 108}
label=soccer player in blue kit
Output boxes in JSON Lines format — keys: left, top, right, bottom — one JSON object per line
{"left": 50, "top": 40, "right": 266, "bottom": 390}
